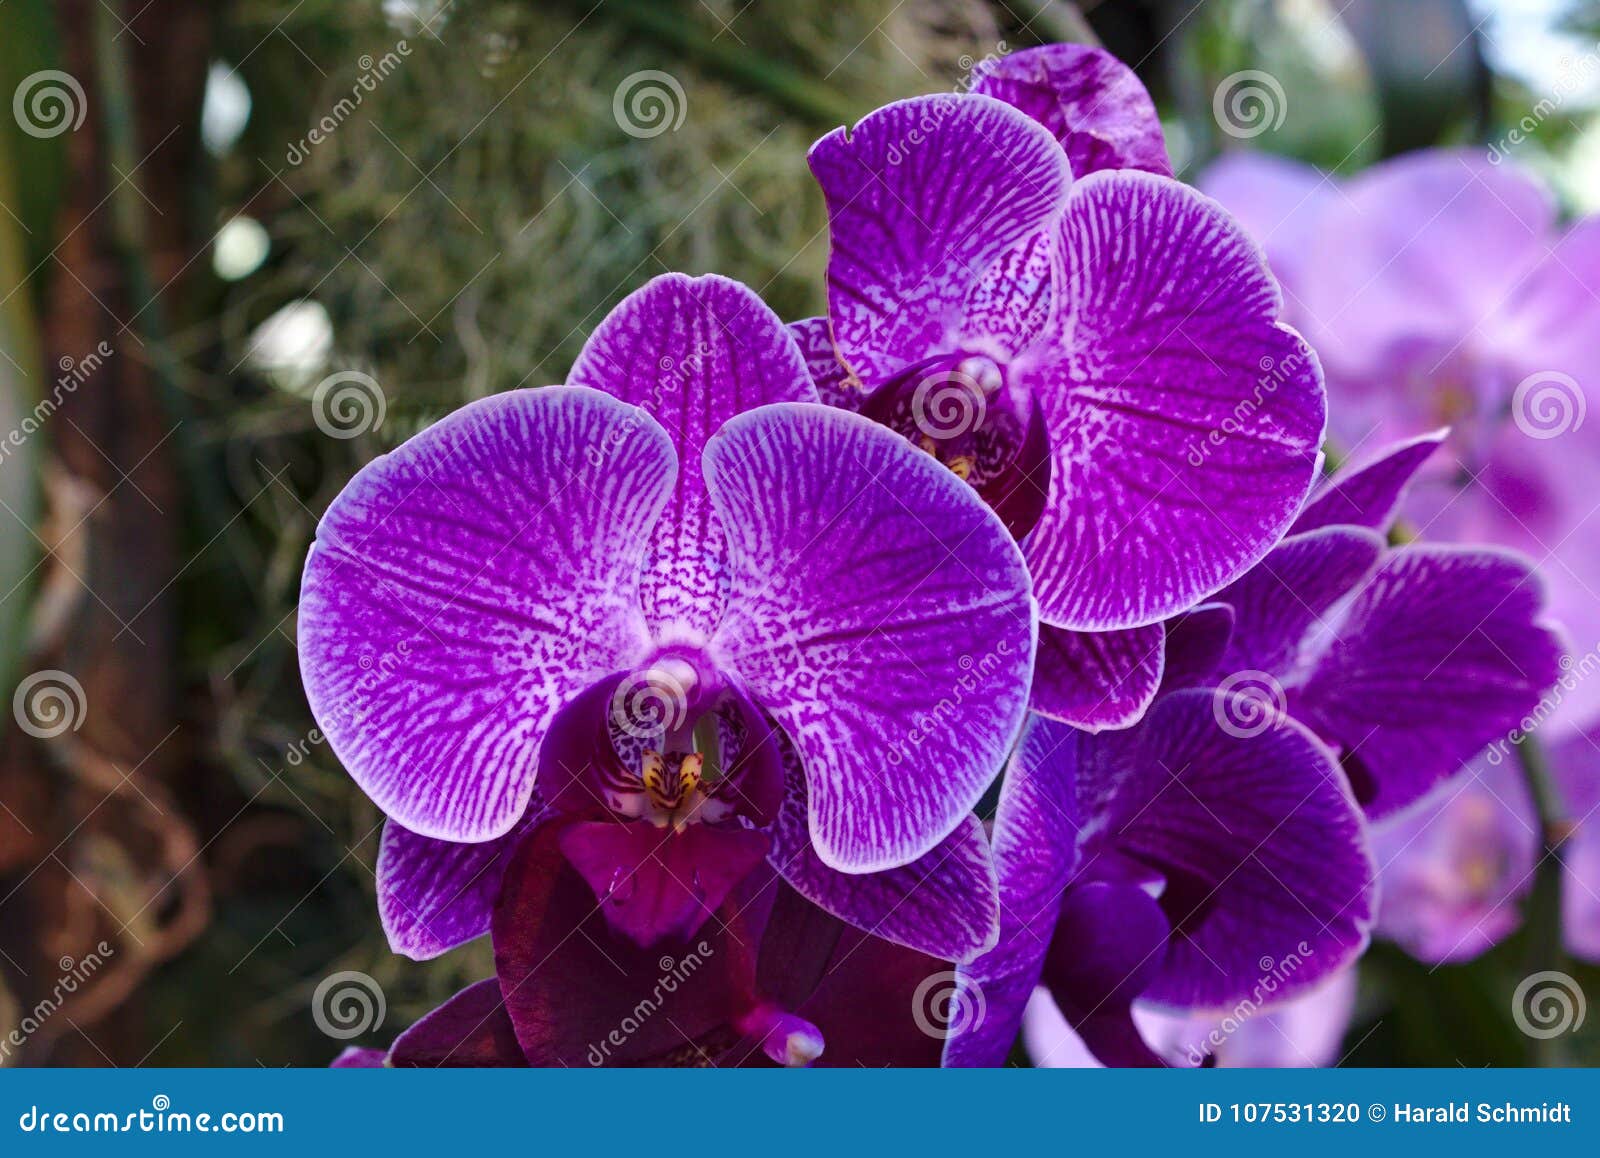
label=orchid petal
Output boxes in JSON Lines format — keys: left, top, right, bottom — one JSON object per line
{"left": 706, "top": 403, "right": 1035, "bottom": 872}
{"left": 810, "top": 94, "right": 1071, "bottom": 385}
{"left": 299, "top": 386, "right": 671, "bottom": 842}
{"left": 1031, "top": 622, "right": 1164, "bottom": 732}
{"left": 1017, "top": 170, "right": 1325, "bottom": 630}
{"left": 569, "top": 274, "right": 816, "bottom": 639}
{"left": 971, "top": 43, "right": 1171, "bottom": 177}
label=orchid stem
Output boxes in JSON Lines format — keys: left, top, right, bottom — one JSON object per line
{"left": 1513, "top": 734, "right": 1570, "bottom": 1066}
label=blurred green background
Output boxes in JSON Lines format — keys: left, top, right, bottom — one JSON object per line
{"left": 0, "top": 0, "right": 1598, "bottom": 1066}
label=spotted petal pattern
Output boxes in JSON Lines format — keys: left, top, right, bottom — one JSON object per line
{"left": 706, "top": 403, "right": 1035, "bottom": 872}
{"left": 569, "top": 274, "right": 816, "bottom": 639}
{"left": 299, "top": 387, "right": 672, "bottom": 842}
{"left": 810, "top": 94, "right": 1071, "bottom": 385}
{"left": 1017, "top": 170, "right": 1325, "bottom": 630}
{"left": 971, "top": 43, "right": 1172, "bottom": 178}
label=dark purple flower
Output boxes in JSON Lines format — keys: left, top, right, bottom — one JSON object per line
{"left": 299, "top": 274, "right": 1032, "bottom": 965}
{"left": 796, "top": 45, "right": 1325, "bottom": 731}
{"left": 1201, "top": 148, "right": 1600, "bottom": 729}
{"left": 946, "top": 694, "right": 1374, "bottom": 1068}
{"left": 947, "top": 437, "right": 1564, "bottom": 1066}
{"left": 346, "top": 840, "right": 955, "bottom": 1068}
{"left": 1023, "top": 965, "right": 1358, "bottom": 1068}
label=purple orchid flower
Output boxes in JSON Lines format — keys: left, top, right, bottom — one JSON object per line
{"left": 1368, "top": 755, "right": 1539, "bottom": 964}
{"left": 1023, "top": 966, "right": 1359, "bottom": 1068}
{"left": 793, "top": 44, "right": 1327, "bottom": 734}
{"left": 336, "top": 858, "right": 957, "bottom": 1068}
{"left": 299, "top": 273, "right": 1033, "bottom": 971}
{"left": 1546, "top": 729, "right": 1600, "bottom": 962}
{"left": 1200, "top": 148, "right": 1600, "bottom": 730}
{"left": 945, "top": 436, "right": 1563, "bottom": 1066}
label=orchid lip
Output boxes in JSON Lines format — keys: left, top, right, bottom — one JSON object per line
{"left": 859, "top": 352, "right": 1050, "bottom": 538}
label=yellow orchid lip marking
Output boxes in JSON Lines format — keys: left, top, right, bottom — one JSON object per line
{"left": 642, "top": 749, "right": 704, "bottom": 813}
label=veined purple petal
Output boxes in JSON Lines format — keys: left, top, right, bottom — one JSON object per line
{"left": 389, "top": 979, "right": 525, "bottom": 1068}
{"left": 1031, "top": 622, "right": 1164, "bottom": 731}
{"left": 299, "top": 387, "right": 672, "bottom": 842}
{"left": 1214, "top": 525, "right": 1384, "bottom": 678}
{"left": 970, "top": 43, "right": 1171, "bottom": 178}
{"left": 767, "top": 735, "right": 999, "bottom": 963}
{"left": 1292, "top": 429, "right": 1447, "bottom": 534}
{"left": 377, "top": 803, "right": 550, "bottom": 960}
{"left": 705, "top": 403, "right": 1036, "bottom": 873}
{"left": 1078, "top": 690, "right": 1374, "bottom": 1009}
{"left": 943, "top": 717, "right": 1083, "bottom": 1068}
{"left": 1159, "top": 603, "right": 1234, "bottom": 693}
{"left": 569, "top": 274, "right": 816, "bottom": 640}
{"left": 1017, "top": 170, "right": 1326, "bottom": 630}
{"left": 809, "top": 94, "right": 1071, "bottom": 385}
{"left": 1291, "top": 547, "right": 1565, "bottom": 819}
{"left": 788, "top": 316, "right": 864, "bottom": 411}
